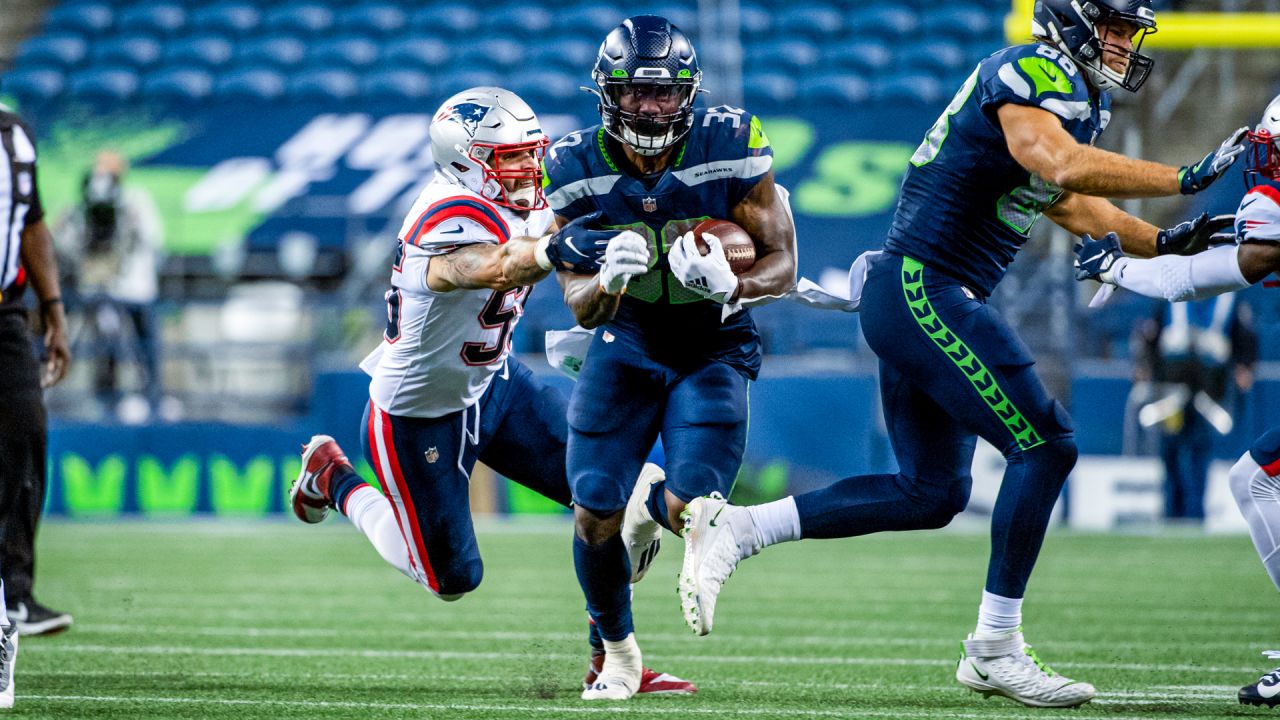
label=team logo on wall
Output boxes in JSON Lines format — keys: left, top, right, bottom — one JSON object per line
{"left": 642, "top": 196, "right": 657, "bottom": 212}
{"left": 425, "top": 447, "right": 439, "bottom": 464}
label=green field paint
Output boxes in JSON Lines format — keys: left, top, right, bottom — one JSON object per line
{"left": 137, "top": 455, "right": 200, "bottom": 515}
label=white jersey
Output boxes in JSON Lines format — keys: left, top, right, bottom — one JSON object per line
{"left": 1235, "top": 184, "right": 1280, "bottom": 245}
{"left": 360, "top": 178, "right": 553, "bottom": 418}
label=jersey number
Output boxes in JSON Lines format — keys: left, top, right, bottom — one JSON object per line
{"left": 383, "top": 288, "right": 403, "bottom": 343}
{"left": 460, "top": 287, "right": 528, "bottom": 366}
{"left": 911, "top": 68, "right": 980, "bottom": 167}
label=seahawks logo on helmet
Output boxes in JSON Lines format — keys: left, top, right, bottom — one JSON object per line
{"left": 436, "top": 102, "right": 492, "bottom": 138}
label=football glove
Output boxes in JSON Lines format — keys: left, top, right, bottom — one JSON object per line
{"left": 536, "top": 211, "right": 614, "bottom": 273}
{"left": 598, "top": 230, "right": 650, "bottom": 295}
{"left": 669, "top": 231, "right": 741, "bottom": 305}
{"left": 1155, "top": 212, "right": 1236, "bottom": 256}
{"left": 1179, "top": 127, "right": 1248, "bottom": 194}
{"left": 1073, "top": 232, "right": 1124, "bottom": 283}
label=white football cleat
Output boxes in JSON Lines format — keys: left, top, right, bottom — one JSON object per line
{"left": 0, "top": 623, "right": 17, "bottom": 709}
{"left": 581, "top": 634, "right": 642, "bottom": 701}
{"left": 289, "top": 435, "right": 351, "bottom": 524}
{"left": 678, "top": 493, "right": 757, "bottom": 636}
{"left": 622, "top": 463, "right": 665, "bottom": 583}
{"left": 956, "top": 630, "right": 1094, "bottom": 708}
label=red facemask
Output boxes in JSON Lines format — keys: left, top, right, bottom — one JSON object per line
{"left": 470, "top": 138, "right": 549, "bottom": 210}
{"left": 1245, "top": 128, "right": 1280, "bottom": 189}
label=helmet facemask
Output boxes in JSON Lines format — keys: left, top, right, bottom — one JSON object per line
{"left": 1244, "top": 130, "right": 1280, "bottom": 189}
{"left": 468, "top": 138, "right": 550, "bottom": 210}
{"left": 1079, "top": 15, "right": 1155, "bottom": 92}
{"left": 1035, "top": 0, "right": 1157, "bottom": 92}
{"left": 596, "top": 75, "right": 699, "bottom": 157}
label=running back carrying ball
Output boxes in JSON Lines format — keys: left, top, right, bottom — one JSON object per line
{"left": 692, "top": 219, "right": 756, "bottom": 274}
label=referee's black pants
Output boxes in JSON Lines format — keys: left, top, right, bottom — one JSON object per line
{"left": 0, "top": 311, "right": 47, "bottom": 605}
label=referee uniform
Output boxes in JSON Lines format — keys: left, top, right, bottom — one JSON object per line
{"left": 0, "top": 104, "right": 72, "bottom": 635}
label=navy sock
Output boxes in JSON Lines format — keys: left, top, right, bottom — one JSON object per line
{"left": 986, "top": 436, "right": 1077, "bottom": 597}
{"left": 645, "top": 480, "right": 674, "bottom": 533}
{"left": 330, "top": 466, "right": 368, "bottom": 515}
{"left": 572, "top": 534, "right": 633, "bottom": 642}
{"left": 795, "top": 471, "right": 968, "bottom": 539}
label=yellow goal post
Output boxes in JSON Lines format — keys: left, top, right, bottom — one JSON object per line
{"left": 1006, "top": 0, "right": 1280, "bottom": 48}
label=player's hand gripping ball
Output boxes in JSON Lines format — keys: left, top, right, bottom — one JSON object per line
{"left": 691, "top": 219, "right": 756, "bottom": 274}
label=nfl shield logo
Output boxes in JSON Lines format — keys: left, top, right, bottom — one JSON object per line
{"left": 642, "top": 196, "right": 657, "bottom": 212}
{"left": 425, "top": 447, "right": 439, "bottom": 464}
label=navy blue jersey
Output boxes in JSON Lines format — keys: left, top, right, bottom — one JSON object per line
{"left": 544, "top": 106, "right": 773, "bottom": 376}
{"left": 886, "top": 42, "right": 1112, "bottom": 296}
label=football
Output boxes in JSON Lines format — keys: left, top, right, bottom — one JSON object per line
{"left": 692, "top": 219, "right": 757, "bottom": 274}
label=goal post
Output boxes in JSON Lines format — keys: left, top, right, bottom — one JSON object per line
{"left": 1005, "top": 0, "right": 1280, "bottom": 48}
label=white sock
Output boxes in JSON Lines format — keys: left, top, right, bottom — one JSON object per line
{"left": 976, "top": 590, "right": 1023, "bottom": 635}
{"left": 1229, "top": 452, "right": 1280, "bottom": 592}
{"left": 746, "top": 496, "right": 801, "bottom": 552}
{"left": 344, "top": 485, "right": 414, "bottom": 580}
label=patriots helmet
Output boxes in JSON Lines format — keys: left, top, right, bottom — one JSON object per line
{"left": 1032, "top": 0, "right": 1157, "bottom": 92}
{"left": 592, "top": 15, "right": 702, "bottom": 156}
{"left": 429, "top": 86, "right": 549, "bottom": 210}
{"left": 1245, "top": 94, "right": 1280, "bottom": 189}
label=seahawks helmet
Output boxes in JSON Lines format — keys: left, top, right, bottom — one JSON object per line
{"left": 1032, "top": 0, "right": 1157, "bottom": 92}
{"left": 1245, "top": 94, "right": 1280, "bottom": 189}
{"left": 429, "top": 86, "right": 549, "bottom": 210}
{"left": 592, "top": 15, "right": 702, "bottom": 156}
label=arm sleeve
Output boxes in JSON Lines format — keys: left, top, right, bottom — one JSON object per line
{"left": 1109, "top": 244, "right": 1251, "bottom": 302}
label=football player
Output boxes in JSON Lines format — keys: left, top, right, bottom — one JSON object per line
{"left": 675, "top": 0, "right": 1249, "bottom": 708}
{"left": 1074, "top": 93, "right": 1280, "bottom": 707}
{"left": 288, "top": 86, "right": 694, "bottom": 696}
{"left": 540, "top": 15, "right": 797, "bottom": 700}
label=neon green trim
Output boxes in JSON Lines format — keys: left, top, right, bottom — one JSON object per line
{"left": 595, "top": 127, "right": 618, "bottom": 172}
{"left": 1017, "top": 57, "right": 1073, "bottom": 97}
{"left": 611, "top": 69, "right": 628, "bottom": 78}
{"left": 674, "top": 141, "right": 688, "bottom": 168}
{"left": 748, "top": 116, "right": 770, "bottom": 150}
{"left": 900, "top": 257, "right": 1044, "bottom": 451}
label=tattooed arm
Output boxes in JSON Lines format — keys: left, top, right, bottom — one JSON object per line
{"left": 425, "top": 236, "right": 553, "bottom": 292}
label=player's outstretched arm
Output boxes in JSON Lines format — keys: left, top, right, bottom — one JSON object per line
{"left": 1046, "top": 191, "right": 1160, "bottom": 257}
{"left": 425, "top": 237, "right": 552, "bottom": 292}
{"left": 1073, "top": 236, "right": 1276, "bottom": 302}
{"left": 999, "top": 104, "right": 1245, "bottom": 199}
{"left": 729, "top": 172, "right": 796, "bottom": 299}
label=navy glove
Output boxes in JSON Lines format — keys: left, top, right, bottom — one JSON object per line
{"left": 1179, "top": 127, "right": 1248, "bottom": 194}
{"left": 541, "top": 211, "right": 616, "bottom": 274}
{"left": 1155, "top": 212, "right": 1236, "bottom": 256}
{"left": 1073, "top": 232, "right": 1124, "bottom": 282}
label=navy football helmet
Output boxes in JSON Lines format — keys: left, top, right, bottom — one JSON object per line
{"left": 592, "top": 15, "right": 702, "bottom": 156}
{"left": 1245, "top": 94, "right": 1280, "bottom": 189}
{"left": 1032, "top": 0, "right": 1157, "bottom": 92}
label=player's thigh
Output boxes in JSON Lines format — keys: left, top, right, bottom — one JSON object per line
{"left": 363, "top": 402, "right": 484, "bottom": 594}
{"left": 878, "top": 359, "right": 976, "bottom": 498}
{"left": 661, "top": 361, "right": 749, "bottom": 502}
{"left": 479, "top": 359, "right": 572, "bottom": 508}
{"left": 861, "top": 254, "right": 1069, "bottom": 457}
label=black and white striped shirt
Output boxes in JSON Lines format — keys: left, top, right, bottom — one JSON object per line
{"left": 0, "top": 103, "right": 44, "bottom": 308}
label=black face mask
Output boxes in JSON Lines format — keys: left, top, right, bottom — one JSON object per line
{"left": 82, "top": 170, "right": 121, "bottom": 253}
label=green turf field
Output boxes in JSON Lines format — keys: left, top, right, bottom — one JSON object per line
{"left": 11, "top": 520, "right": 1279, "bottom": 718}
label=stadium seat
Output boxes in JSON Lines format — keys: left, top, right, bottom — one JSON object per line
{"left": 873, "top": 72, "right": 945, "bottom": 106}
{"left": 67, "top": 67, "right": 140, "bottom": 102}
{"left": 381, "top": 38, "right": 452, "bottom": 70}
{"left": 116, "top": 2, "right": 187, "bottom": 36}
{"left": 236, "top": 36, "right": 307, "bottom": 69}
{"left": 775, "top": 4, "right": 844, "bottom": 41}
{"left": 802, "top": 72, "right": 871, "bottom": 106}
{"left": 288, "top": 69, "right": 360, "bottom": 102}
{"left": 921, "top": 7, "right": 997, "bottom": 42}
{"left": 43, "top": 2, "right": 113, "bottom": 35}
{"left": 308, "top": 37, "right": 381, "bottom": 70}
{"left": 453, "top": 38, "right": 525, "bottom": 73}
{"left": 896, "top": 41, "right": 968, "bottom": 78}
{"left": 558, "top": 5, "right": 621, "bottom": 37}
{"left": 527, "top": 39, "right": 597, "bottom": 76}
{"left": 360, "top": 69, "right": 432, "bottom": 102}
{"left": 215, "top": 67, "right": 286, "bottom": 102}
{"left": 163, "top": 35, "right": 235, "bottom": 69}
{"left": 825, "top": 39, "right": 892, "bottom": 74}
{"left": 14, "top": 34, "right": 88, "bottom": 71}
{"left": 409, "top": 3, "right": 481, "bottom": 35}
{"left": 647, "top": 3, "right": 697, "bottom": 31}
{"left": 142, "top": 67, "right": 214, "bottom": 103}
{"left": 336, "top": 3, "right": 407, "bottom": 37}
{"left": 493, "top": 3, "right": 553, "bottom": 37}
{"left": 91, "top": 35, "right": 164, "bottom": 70}
{"left": 434, "top": 70, "right": 503, "bottom": 98}
{"left": 189, "top": 2, "right": 260, "bottom": 36}
{"left": 739, "top": 3, "right": 773, "bottom": 38}
{"left": 262, "top": 3, "right": 335, "bottom": 36}
{"left": 747, "top": 39, "right": 820, "bottom": 74}
{"left": 845, "top": 6, "right": 919, "bottom": 39}
{"left": 0, "top": 68, "right": 66, "bottom": 104}
{"left": 744, "top": 72, "right": 798, "bottom": 106}
{"left": 509, "top": 70, "right": 583, "bottom": 106}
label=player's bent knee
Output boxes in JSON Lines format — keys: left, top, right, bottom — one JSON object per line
{"left": 915, "top": 490, "right": 968, "bottom": 530}
{"left": 1229, "top": 452, "right": 1263, "bottom": 509}
{"left": 431, "top": 560, "right": 484, "bottom": 598}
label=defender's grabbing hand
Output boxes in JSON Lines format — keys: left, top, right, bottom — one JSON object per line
{"left": 537, "top": 211, "right": 619, "bottom": 274}
{"left": 669, "top": 231, "right": 741, "bottom": 305}
{"left": 1074, "top": 232, "right": 1124, "bottom": 283}
{"left": 598, "top": 230, "right": 650, "bottom": 295}
{"left": 1179, "top": 127, "right": 1249, "bottom": 194}
{"left": 1156, "top": 212, "right": 1236, "bottom": 256}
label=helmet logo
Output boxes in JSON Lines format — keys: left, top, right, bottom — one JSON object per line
{"left": 437, "top": 102, "right": 492, "bottom": 138}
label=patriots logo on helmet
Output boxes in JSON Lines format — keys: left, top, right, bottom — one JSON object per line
{"left": 436, "top": 102, "right": 492, "bottom": 138}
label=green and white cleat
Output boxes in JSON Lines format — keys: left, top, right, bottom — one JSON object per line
{"left": 678, "top": 493, "right": 757, "bottom": 636}
{"left": 956, "top": 630, "right": 1095, "bottom": 708}
{"left": 622, "top": 463, "right": 665, "bottom": 583}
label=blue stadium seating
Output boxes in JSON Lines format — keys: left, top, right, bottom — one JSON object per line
{"left": 748, "top": 39, "right": 819, "bottom": 74}
{"left": 1, "top": 69, "right": 66, "bottom": 104}
{"left": 142, "top": 67, "right": 214, "bottom": 103}
{"left": 162, "top": 35, "right": 235, "bottom": 69}
{"left": 308, "top": 37, "right": 380, "bottom": 70}
{"left": 380, "top": 38, "right": 452, "bottom": 70}
{"left": 825, "top": 40, "right": 892, "bottom": 74}
{"left": 43, "top": 2, "right": 113, "bottom": 35}
{"left": 215, "top": 67, "right": 285, "bottom": 102}
{"left": 336, "top": 3, "right": 407, "bottom": 37}
{"left": 845, "top": 6, "right": 920, "bottom": 39}
{"left": 262, "top": 3, "right": 334, "bottom": 36}
{"left": 873, "top": 72, "right": 945, "bottom": 106}
{"left": 409, "top": 4, "right": 480, "bottom": 36}
{"left": 510, "top": 70, "right": 584, "bottom": 106}
{"left": 558, "top": 5, "right": 620, "bottom": 36}
{"left": 647, "top": 4, "right": 697, "bottom": 32}
{"left": 897, "top": 41, "right": 968, "bottom": 78}
{"left": 116, "top": 3, "right": 187, "bottom": 37}
{"left": 434, "top": 70, "right": 503, "bottom": 98}
{"left": 15, "top": 34, "right": 87, "bottom": 71}
{"left": 454, "top": 39, "right": 524, "bottom": 73}
{"left": 288, "top": 69, "right": 359, "bottom": 102}
{"left": 921, "top": 6, "right": 998, "bottom": 42}
{"left": 189, "top": 2, "right": 260, "bottom": 36}
{"left": 91, "top": 35, "right": 163, "bottom": 70}
{"left": 495, "top": 3, "right": 553, "bottom": 37}
{"left": 802, "top": 72, "right": 871, "bottom": 106}
{"left": 67, "top": 67, "right": 139, "bottom": 102}
{"left": 775, "top": 5, "right": 844, "bottom": 41}
{"left": 739, "top": 3, "right": 773, "bottom": 38}
{"left": 360, "top": 69, "right": 432, "bottom": 102}
{"left": 744, "top": 72, "right": 798, "bottom": 106}
{"left": 236, "top": 36, "right": 307, "bottom": 69}
{"left": 526, "top": 39, "right": 597, "bottom": 76}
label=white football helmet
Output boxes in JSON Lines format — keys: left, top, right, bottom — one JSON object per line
{"left": 429, "top": 86, "right": 549, "bottom": 210}
{"left": 1246, "top": 94, "right": 1280, "bottom": 189}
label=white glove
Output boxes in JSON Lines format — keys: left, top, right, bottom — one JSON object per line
{"left": 668, "top": 231, "right": 740, "bottom": 304}
{"left": 598, "top": 231, "right": 650, "bottom": 295}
